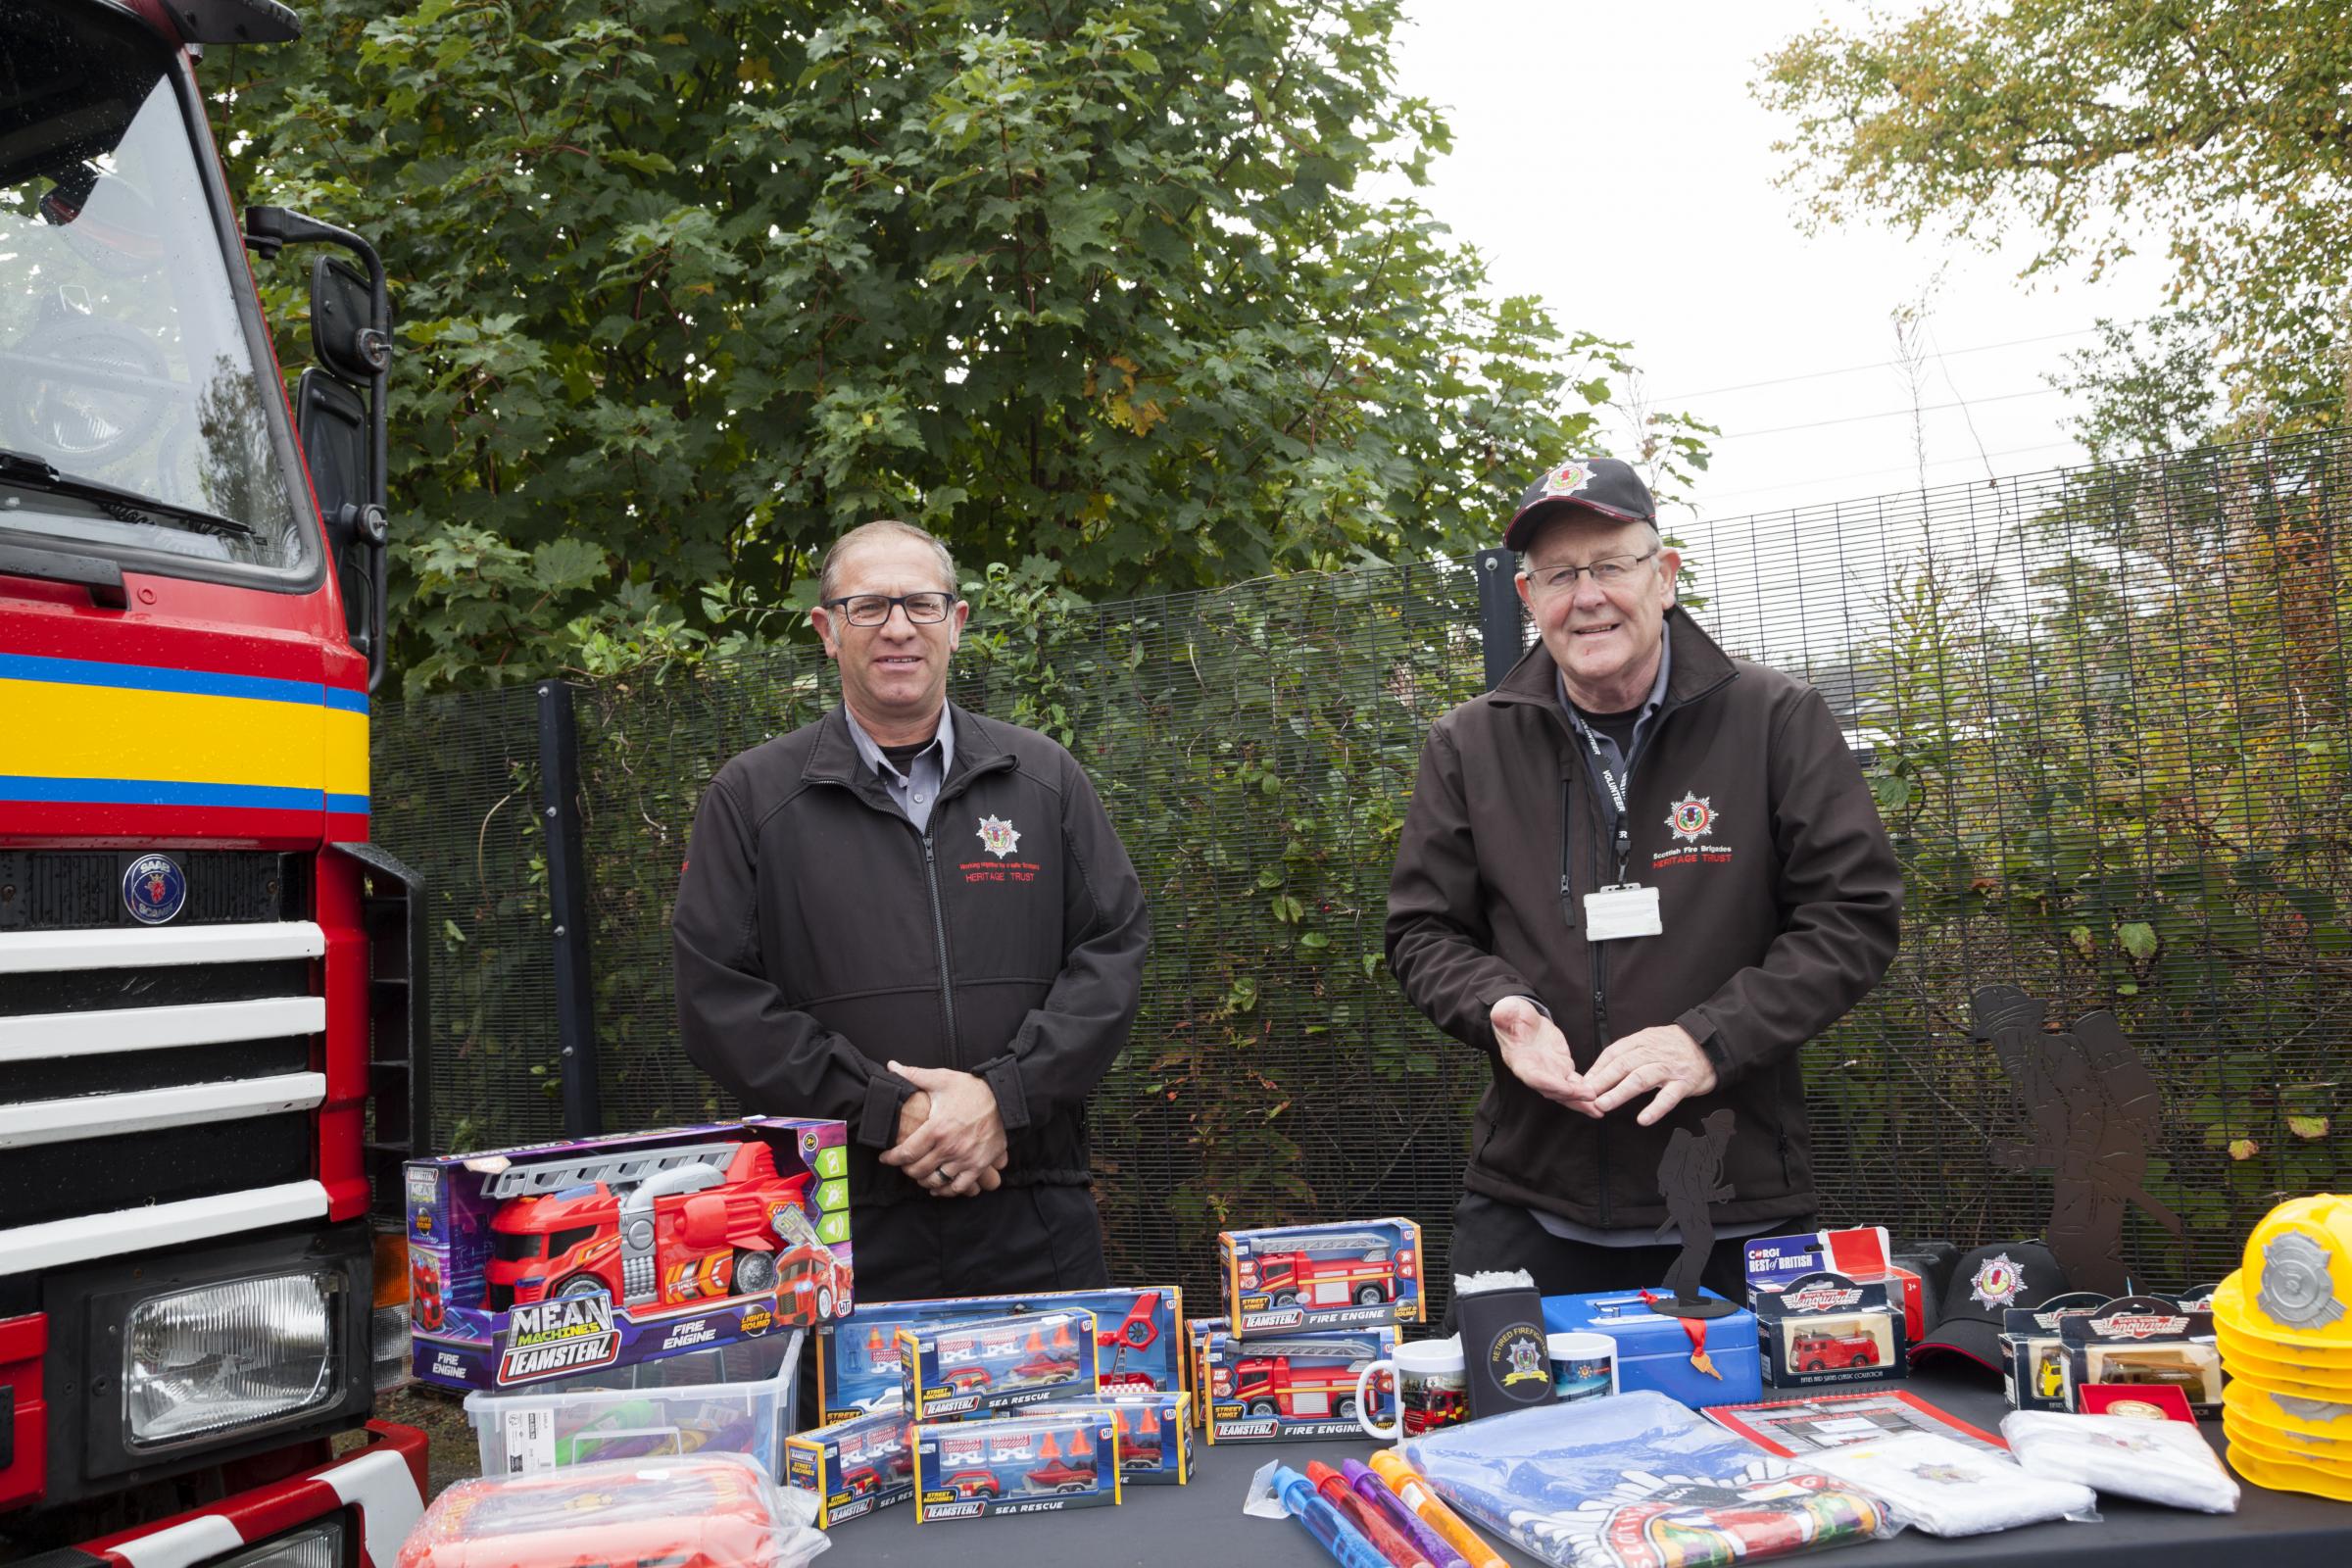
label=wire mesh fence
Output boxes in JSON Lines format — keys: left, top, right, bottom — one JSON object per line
{"left": 372, "top": 429, "right": 2352, "bottom": 1309}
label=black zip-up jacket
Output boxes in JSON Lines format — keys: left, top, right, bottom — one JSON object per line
{"left": 672, "top": 703, "right": 1150, "bottom": 1206}
{"left": 1385, "top": 610, "right": 1902, "bottom": 1229}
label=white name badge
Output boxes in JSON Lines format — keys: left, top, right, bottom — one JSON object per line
{"left": 1584, "top": 884, "right": 1662, "bottom": 942}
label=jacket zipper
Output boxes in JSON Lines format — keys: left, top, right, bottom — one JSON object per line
{"left": 919, "top": 832, "right": 959, "bottom": 1063}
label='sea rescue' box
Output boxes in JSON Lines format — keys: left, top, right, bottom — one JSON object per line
{"left": 912, "top": 1411, "right": 1121, "bottom": 1520}
{"left": 898, "top": 1309, "right": 1100, "bottom": 1420}
{"left": 816, "top": 1286, "right": 1180, "bottom": 1421}
{"left": 783, "top": 1396, "right": 913, "bottom": 1527}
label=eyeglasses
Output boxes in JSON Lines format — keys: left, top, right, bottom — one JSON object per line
{"left": 1523, "top": 550, "right": 1659, "bottom": 594}
{"left": 823, "top": 591, "right": 956, "bottom": 627}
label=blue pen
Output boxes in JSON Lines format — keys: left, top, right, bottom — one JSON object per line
{"left": 1342, "top": 1458, "right": 1467, "bottom": 1568}
{"left": 1273, "top": 1464, "right": 1392, "bottom": 1568}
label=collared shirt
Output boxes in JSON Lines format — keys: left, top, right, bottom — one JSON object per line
{"left": 842, "top": 704, "right": 956, "bottom": 835}
{"left": 1556, "top": 630, "right": 1672, "bottom": 795}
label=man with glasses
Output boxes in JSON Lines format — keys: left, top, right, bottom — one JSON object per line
{"left": 1386, "top": 458, "right": 1900, "bottom": 1298}
{"left": 673, "top": 520, "right": 1150, "bottom": 1299}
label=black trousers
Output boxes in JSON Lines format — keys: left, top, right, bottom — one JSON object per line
{"left": 1446, "top": 1191, "right": 1813, "bottom": 1315}
{"left": 850, "top": 1181, "right": 1109, "bottom": 1304}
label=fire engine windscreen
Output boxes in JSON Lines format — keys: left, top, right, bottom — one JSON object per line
{"left": 0, "top": 1, "right": 308, "bottom": 571}
{"left": 122, "top": 1270, "right": 343, "bottom": 1448}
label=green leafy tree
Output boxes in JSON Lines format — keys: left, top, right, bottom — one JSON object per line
{"left": 220, "top": 0, "right": 1702, "bottom": 694}
{"left": 1755, "top": 2, "right": 2352, "bottom": 433}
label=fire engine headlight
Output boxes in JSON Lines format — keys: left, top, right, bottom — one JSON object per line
{"left": 122, "top": 1270, "right": 343, "bottom": 1449}
{"left": 215, "top": 1518, "right": 348, "bottom": 1568}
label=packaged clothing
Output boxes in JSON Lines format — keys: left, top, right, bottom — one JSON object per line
{"left": 1804, "top": 1432, "right": 2094, "bottom": 1537}
{"left": 2001, "top": 1410, "right": 2239, "bottom": 1512}
{"left": 1397, "top": 1390, "right": 1895, "bottom": 1568}
{"left": 397, "top": 1453, "right": 827, "bottom": 1568}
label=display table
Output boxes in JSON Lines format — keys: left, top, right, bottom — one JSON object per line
{"left": 815, "top": 1370, "right": 2352, "bottom": 1567}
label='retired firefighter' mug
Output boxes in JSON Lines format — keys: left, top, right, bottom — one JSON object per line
{"left": 1355, "top": 1335, "right": 1469, "bottom": 1440}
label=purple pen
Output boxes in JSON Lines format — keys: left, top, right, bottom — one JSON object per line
{"left": 1342, "top": 1457, "right": 1468, "bottom": 1568}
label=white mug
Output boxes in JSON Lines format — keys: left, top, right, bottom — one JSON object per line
{"left": 1548, "top": 1330, "right": 1618, "bottom": 1403}
{"left": 1354, "top": 1336, "right": 1467, "bottom": 1441}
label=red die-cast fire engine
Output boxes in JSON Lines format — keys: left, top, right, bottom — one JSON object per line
{"left": 3, "top": 1, "right": 431, "bottom": 1563}
{"left": 1247, "top": 1235, "right": 1397, "bottom": 1308}
{"left": 1791, "top": 1330, "right": 1881, "bottom": 1371}
{"left": 483, "top": 1139, "right": 842, "bottom": 1322}
{"left": 1213, "top": 1343, "right": 1371, "bottom": 1421}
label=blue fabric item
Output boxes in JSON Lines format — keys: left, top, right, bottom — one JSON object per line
{"left": 1399, "top": 1391, "right": 1889, "bottom": 1568}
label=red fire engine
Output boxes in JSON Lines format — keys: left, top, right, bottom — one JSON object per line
{"left": 1246, "top": 1235, "right": 1398, "bottom": 1308}
{"left": 1213, "top": 1343, "right": 1371, "bottom": 1420}
{"left": 3, "top": 1, "right": 431, "bottom": 1562}
{"left": 1791, "top": 1330, "right": 1880, "bottom": 1371}
{"left": 483, "top": 1139, "right": 832, "bottom": 1317}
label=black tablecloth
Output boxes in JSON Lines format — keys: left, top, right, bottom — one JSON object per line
{"left": 814, "top": 1370, "right": 2352, "bottom": 1567}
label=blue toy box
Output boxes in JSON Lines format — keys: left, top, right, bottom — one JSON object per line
{"left": 898, "top": 1309, "right": 1100, "bottom": 1420}
{"left": 1543, "top": 1289, "right": 1762, "bottom": 1408}
{"left": 817, "top": 1286, "right": 1180, "bottom": 1422}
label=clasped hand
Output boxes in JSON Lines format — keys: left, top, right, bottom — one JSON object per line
{"left": 877, "top": 1061, "right": 1009, "bottom": 1198}
{"left": 1490, "top": 998, "right": 1717, "bottom": 1127}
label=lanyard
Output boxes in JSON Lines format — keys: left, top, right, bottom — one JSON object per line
{"left": 1574, "top": 718, "right": 1635, "bottom": 886}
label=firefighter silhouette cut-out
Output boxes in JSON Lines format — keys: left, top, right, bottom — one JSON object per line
{"left": 1970, "top": 985, "right": 2183, "bottom": 1297}
{"left": 1651, "top": 1109, "right": 1740, "bottom": 1319}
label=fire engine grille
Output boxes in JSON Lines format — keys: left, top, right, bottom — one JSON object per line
{"left": 0, "top": 850, "right": 299, "bottom": 931}
{"left": 0, "top": 910, "right": 328, "bottom": 1274}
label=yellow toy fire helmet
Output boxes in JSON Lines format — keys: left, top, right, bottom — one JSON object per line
{"left": 2233, "top": 1196, "right": 2352, "bottom": 1342}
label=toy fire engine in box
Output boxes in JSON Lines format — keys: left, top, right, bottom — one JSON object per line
{"left": 912, "top": 1411, "right": 1122, "bottom": 1520}
{"left": 1220, "top": 1218, "right": 1424, "bottom": 1336}
{"left": 817, "top": 1286, "right": 1180, "bottom": 1421}
{"left": 408, "top": 1117, "right": 851, "bottom": 1391}
{"left": 1199, "top": 1323, "right": 1396, "bottom": 1442}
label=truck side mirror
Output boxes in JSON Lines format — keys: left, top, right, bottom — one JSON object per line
{"left": 294, "top": 368, "right": 385, "bottom": 666}
{"left": 311, "top": 256, "right": 389, "bottom": 384}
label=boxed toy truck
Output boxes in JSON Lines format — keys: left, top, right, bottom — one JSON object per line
{"left": 912, "top": 1411, "right": 1122, "bottom": 1520}
{"left": 1199, "top": 1322, "right": 1396, "bottom": 1442}
{"left": 408, "top": 1117, "right": 851, "bottom": 1391}
{"left": 1755, "top": 1271, "right": 1907, "bottom": 1391}
{"left": 784, "top": 1396, "right": 913, "bottom": 1526}
{"left": 1219, "top": 1218, "right": 1425, "bottom": 1337}
{"left": 817, "top": 1285, "right": 1180, "bottom": 1421}
{"left": 900, "top": 1309, "right": 1101, "bottom": 1419}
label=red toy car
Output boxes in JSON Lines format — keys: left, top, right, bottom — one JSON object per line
{"left": 942, "top": 1365, "right": 994, "bottom": 1393}
{"left": 841, "top": 1465, "right": 879, "bottom": 1497}
{"left": 1792, "top": 1331, "right": 1880, "bottom": 1371}
{"left": 945, "top": 1469, "right": 1003, "bottom": 1499}
{"left": 1024, "top": 1459, "right": 1098, "bottom": 1494}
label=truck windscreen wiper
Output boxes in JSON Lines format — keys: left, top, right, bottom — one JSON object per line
{"left": 0, "top": 447, "right": 257, "bottom": 539}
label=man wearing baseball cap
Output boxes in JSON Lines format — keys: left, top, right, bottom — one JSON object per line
{"left": 1386, "top": 457, "right": 1902, "bottom": 1297}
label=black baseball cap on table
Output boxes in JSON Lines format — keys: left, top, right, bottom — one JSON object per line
{"left": 1908, "top": 1241, "right": 2070, "bottom": 1372}
{"left": 1505, "top": 456, "right": 1657, "bottom": 550}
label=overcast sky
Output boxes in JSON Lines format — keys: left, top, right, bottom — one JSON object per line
{"left": 1391, "top": 1, "right": 2176, "bottom": 530}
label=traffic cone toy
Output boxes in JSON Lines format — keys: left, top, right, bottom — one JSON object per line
{"left": 2214, "top": 1194, "right": 2352, "bottom": 1497}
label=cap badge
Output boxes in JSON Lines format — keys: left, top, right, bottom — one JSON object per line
{"left": 1665, "top": 793, "right": 1717, "bottom": 843}
{"left": 975, "top": 814, "right": 1022, "bottom": 859}
{"left": 1968, "top": 1252, "right": 2025, "bottom": 1310}
{"left": 1542, "top": 459, "right": 1597, "bottom": 498}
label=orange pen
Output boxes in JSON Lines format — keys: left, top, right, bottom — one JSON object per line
{"left": 1367, "top": 1450, "right": 1507, "bottom": 1568}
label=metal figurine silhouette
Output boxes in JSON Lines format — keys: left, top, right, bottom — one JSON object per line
{"left": 1971, "top": 984, "right": 2185, "bottom": 1297}
{"left": 1650, "top": 1108, "right": 1740, "bottom": 1319}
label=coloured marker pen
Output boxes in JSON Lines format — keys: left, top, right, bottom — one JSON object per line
{"left": 1367, "top": 1450, "right": 1508, "bottom": 1568}
{"left": 1306, "top": 1461, "right": 1433, "bottom": 1568}
{"left": 1343, "top": 1458, "right": 1466, "bottom": 1568}
{"left": 1272, "top": 1465, "right": 1391, "bottom": 1568}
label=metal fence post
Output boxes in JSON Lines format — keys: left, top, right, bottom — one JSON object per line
{"left": 1476, "top": 546, "right": 1521, "bottom": 692}
{"left": 537, "top": 680, "right": 602, "bottom": 1136}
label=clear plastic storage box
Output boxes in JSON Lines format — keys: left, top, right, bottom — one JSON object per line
{"left": 465, "top": 1329, "right": 804, "bottom": 1477}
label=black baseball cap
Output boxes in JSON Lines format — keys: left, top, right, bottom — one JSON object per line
{"left": 1908, "top": 1241, "right": 2070, "bottom": 1373}
{"left": 1505, "top": 457, "right": 1657, "bottom": 550}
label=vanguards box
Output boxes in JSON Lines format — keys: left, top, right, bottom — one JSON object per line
{"left": 408, "top": 1117, "right": 851, "bottom": 1392}
{"left": 2060, "top": 1295, "right": 2223, "bottom": 1414}
{"left": 817, "top": 1286, "right": 1180, "bottom": 1421}
{"left": 1220, "top": 1219, "right": 1425, "bottom": 1337}
{"left": 1999, "top": 1292, "right": 2110, "bottom": 1411}
{"left": 1754, "top": 1271, "right": 1907, "bottom": 1391}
